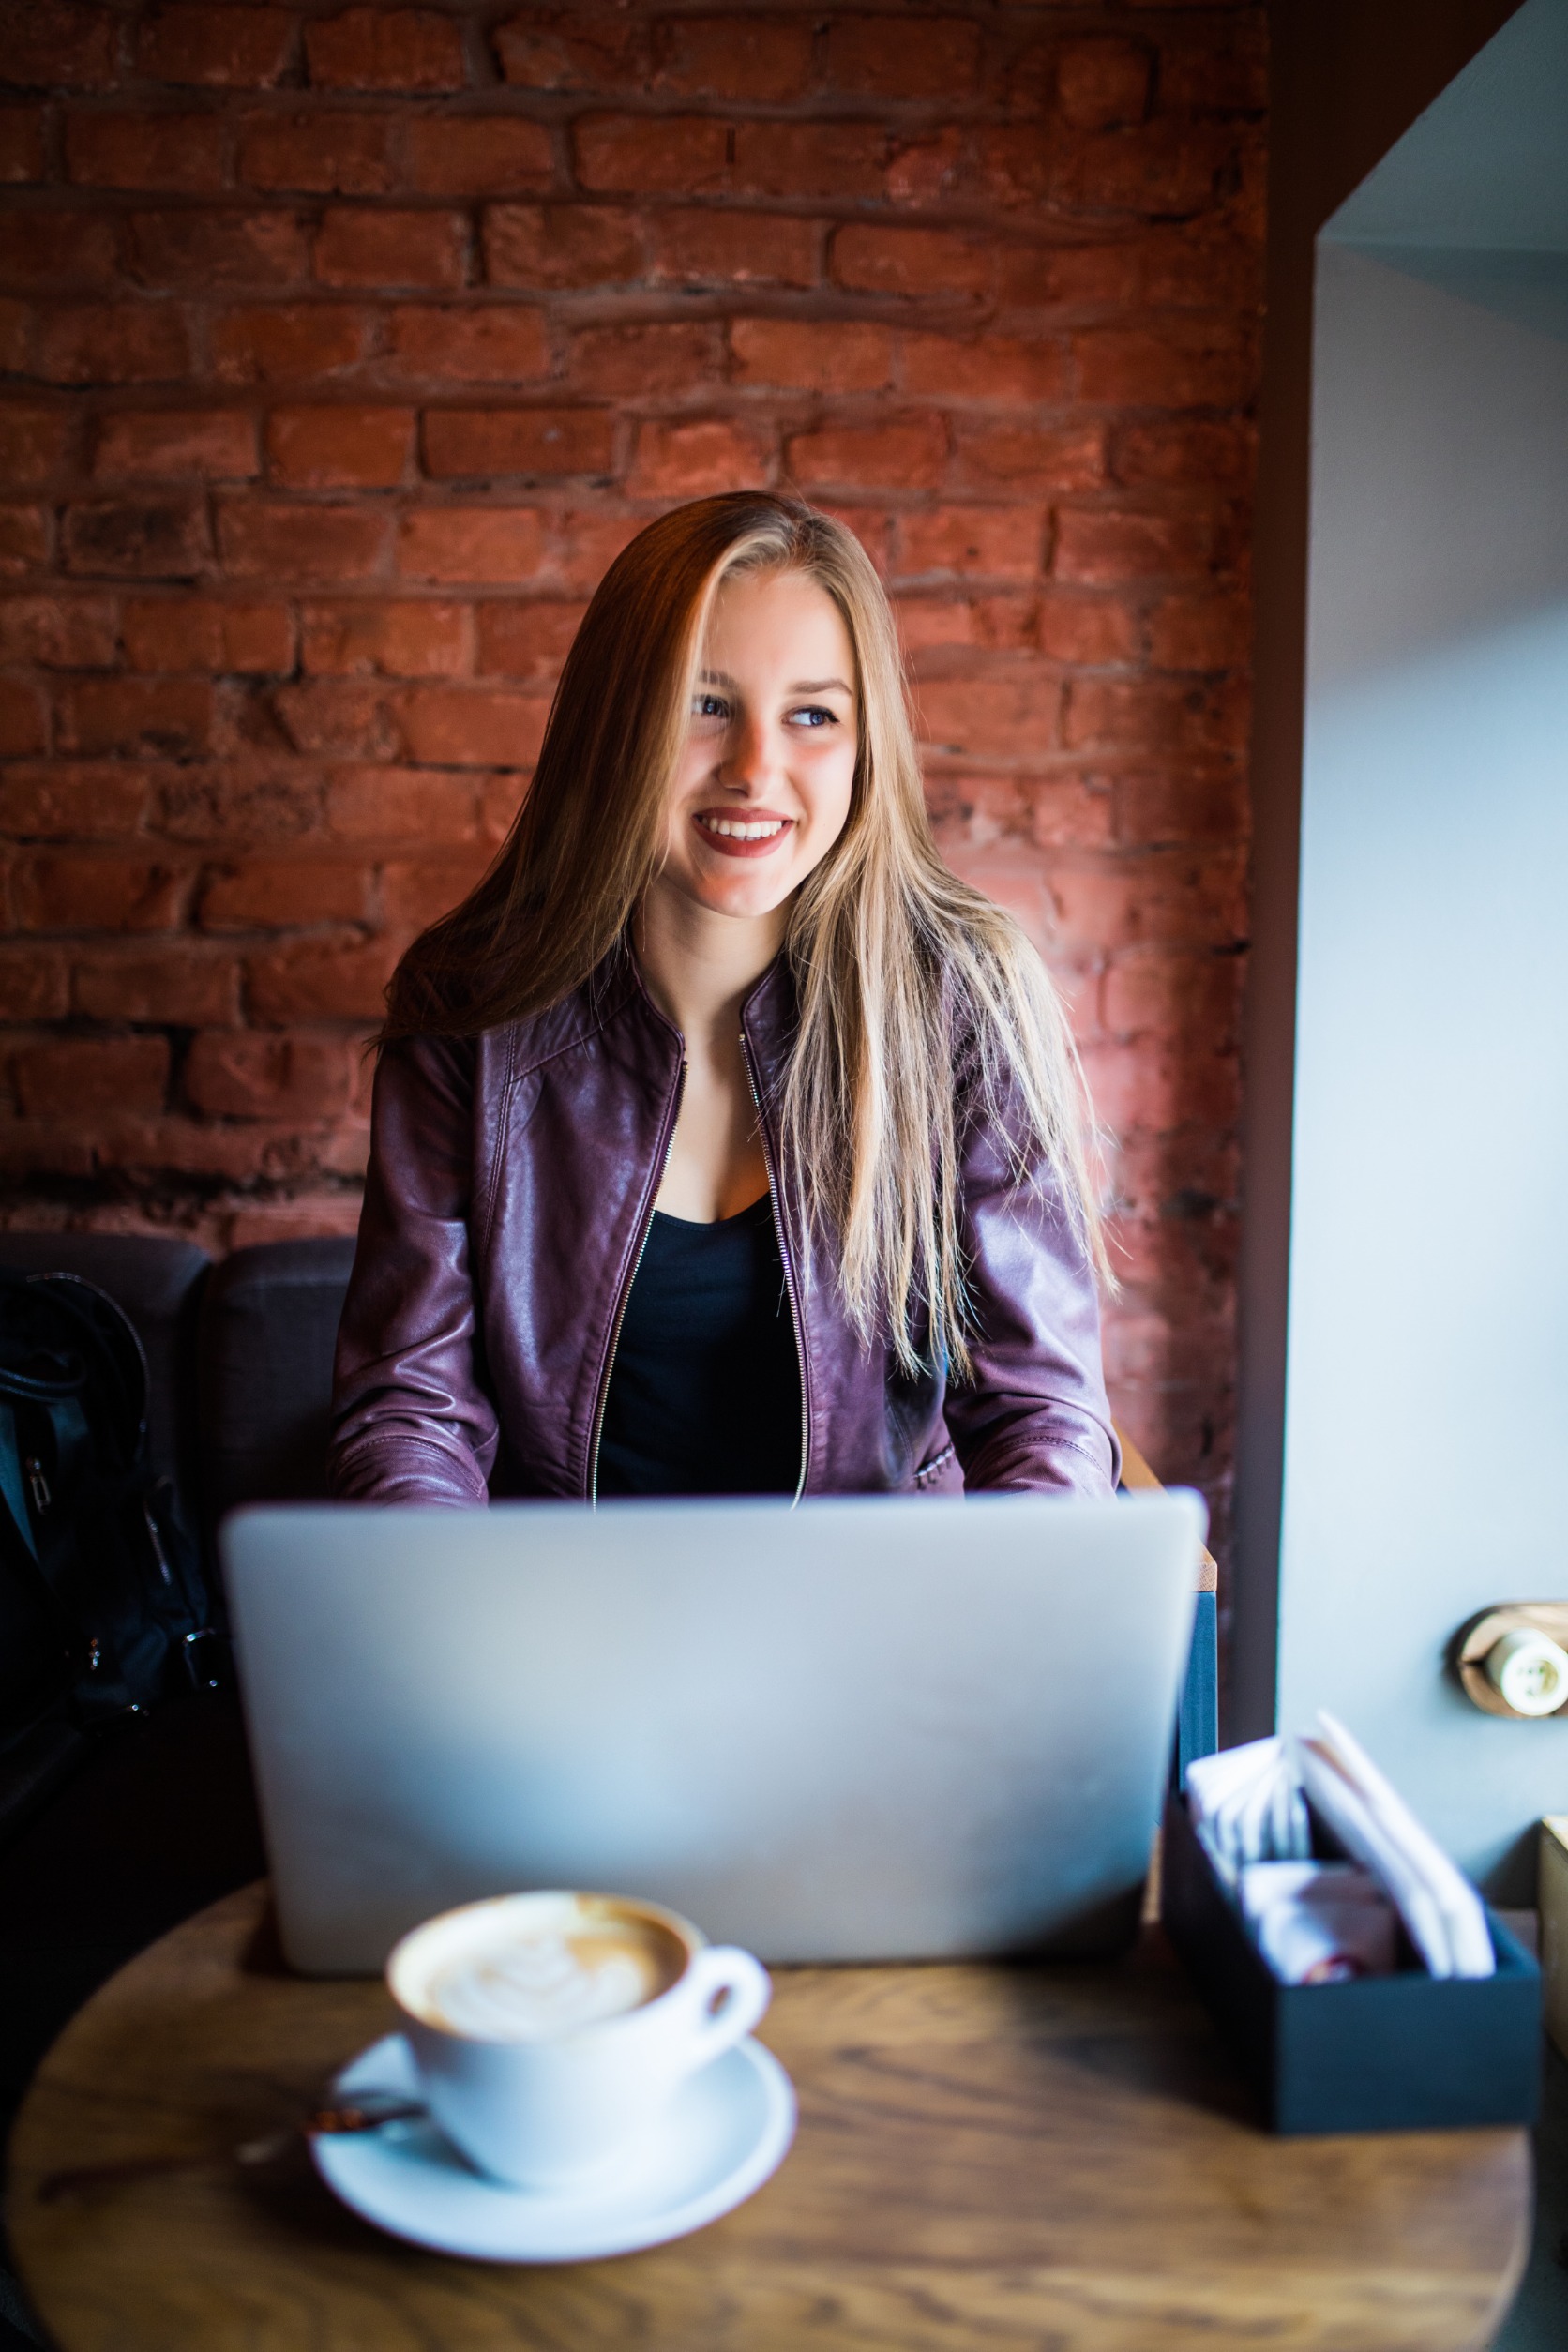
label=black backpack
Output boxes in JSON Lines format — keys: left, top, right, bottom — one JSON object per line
{"left": 0, "top": 1269, "right": 224, "bottom": 1843}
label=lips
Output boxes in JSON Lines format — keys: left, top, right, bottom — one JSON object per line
{"left": 693, "top": 808, "right": 794, "bottom": 860}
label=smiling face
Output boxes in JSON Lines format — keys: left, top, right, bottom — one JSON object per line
{"left": 656, "top": 565, "right": 859, "bottom": 927}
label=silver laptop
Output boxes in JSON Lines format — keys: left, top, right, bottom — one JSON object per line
{"left": 221, "top": 1491, "right": 1204, "bottom": 1974}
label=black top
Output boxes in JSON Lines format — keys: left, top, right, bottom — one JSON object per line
{"left": 596, "top": 1194, "right": 802, "bottom": 1498}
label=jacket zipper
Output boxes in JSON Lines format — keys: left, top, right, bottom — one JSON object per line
{"left": 587, "top": 1057, "right": 686, "bottom": 1503}
{"left": 741, "top": 1031, "right": 810, "bottom": 1508}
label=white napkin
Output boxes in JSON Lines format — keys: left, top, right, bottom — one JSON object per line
{"left": 1238, "top": 1861, "right": 1397, "bottom": 1985}
{"left": 1292, "top": 1711, "right": 1493, "bottom": 1980}
{"left": 1184, "top": 1711, "right": 1494, "bottom": 1982}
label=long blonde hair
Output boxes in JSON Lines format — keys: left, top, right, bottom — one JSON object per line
{"left": 383, "top": 492, "right": 1106, "bottom": 1378}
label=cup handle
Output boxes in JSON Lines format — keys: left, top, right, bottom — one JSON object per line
{"left": 675, "top": 1946, "right": 771, "bottom": 2070}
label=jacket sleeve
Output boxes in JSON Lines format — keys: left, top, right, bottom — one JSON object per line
{"left": 942, "top": 1073, "right": 1121, "bottom": 1500}
{"left": 327, "top": 1033, "right": 499, "bottom": 1506}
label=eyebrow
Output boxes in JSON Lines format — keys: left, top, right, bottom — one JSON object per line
{"left": 698, "top": 668, "right": 854, "bottom": 696}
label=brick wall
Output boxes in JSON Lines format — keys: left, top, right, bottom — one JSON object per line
{"left": 0, "top": 0, "right": 1261, "bottom": 1538}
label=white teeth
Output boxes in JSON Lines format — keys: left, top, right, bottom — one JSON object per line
{"left": 698, "top": 815, "right": 787, "bottom": 840}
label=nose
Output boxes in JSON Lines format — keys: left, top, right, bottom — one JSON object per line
{"left": 718, "top": 709, "right": 779, "bottom": 796}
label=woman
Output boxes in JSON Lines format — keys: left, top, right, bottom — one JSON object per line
{"left": 329, "top": 492, "right": 1119, "bottom": 1505}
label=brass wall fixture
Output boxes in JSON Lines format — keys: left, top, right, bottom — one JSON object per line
{"left": 1455, "top": 1605, "right": 1568, "bottom": 1719}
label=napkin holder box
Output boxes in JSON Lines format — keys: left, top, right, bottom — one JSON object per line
{"left": 1161, "top": 1794, "right": 1541, "bottom": 2133}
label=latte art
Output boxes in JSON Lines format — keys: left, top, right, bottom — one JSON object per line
{"left": 414, "top": 1907, "right": 686, "bottom": 2043}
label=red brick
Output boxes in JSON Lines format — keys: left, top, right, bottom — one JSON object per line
{"left": 62, "top": 496, "right": 209, "bottom": 579}
{"left": 897, "top": 333, "right": 1068, "bottom": 403}
{"left": 237, "top": 110, "right": 394, "bottom": 195}
{"left": 14, "top": 855, "right": 190, "bottom": 931}
{"left": 1114, "top": 418, "right": 1255, "bottom": 488}
{"left": 1076, "top": 321, "right": 1251, "bottom": 410}
{"left": 630, "top": 417, "right": 773, "bottom": 499}
{"left": 267, "top": 403, "right": 415, "bottom": 488}
{"left": 1113, "top": 764, "right": 1244, "bottom": 847}
{"left": 1054, "top": 506, "right": 1214, "bottom": 584}
{"left": 1045, "top": 851, "right": 1244, "bottom": 957}
{"left": 422, "top": 407, "right": 613, "bottom": 481}
{"left": 324, "top": 763, "right": 480, "bottom": 840}
{"left": 13, "top": 1036, "right": 170, "bottom": 1119}
{"left": 396, "top": 684, "right": 549, "bottom": 766}
{"left": 186, "top": 1027, "right": 354, "bottom": 1120}
{"left": 93, "top": 409, "right": 257, "bottom": 482}
{"left": 0, "top": 504, "right": 50, "bottom": 572}
{"left": 301, "top": 598, "right": 470, "bottom": 678}
{"left": 730, "top": 317, "right": 890, "bottom": 393}
{"left": 138, "top": 4, "right": 294, "bottom": 86}
{"left": 0, "top": 297, "right": 31, "bottom": 372}
{"left": 0, "top": 107, "right": 46, "bottom": 183}
{"left": 72, "top": 946, "right": 239, "bottom": 1024}
{"left": 915, "top": 671, "right": 1062, "bottom": 759}
{"left": 787, "top": 415, "right": 946, "bottom": 492}
{"left": 474, "top": 600, "right": 583, "bottom": 680}
{"left": 201, "top": 856, "right": 369, "bottom": 928}
{"left": 0, "top": 761, "right": 150, "bottom": 837}
{"left": 1036, "top": 594, "right": 1140, "bottom": 666}
{"left": 0, "top": 404, "right": 71, "bottom": 486}
{"left": 896, "top": 507, "right": 1042, "bottom": 580}
{"left": 574, "top": 114, "right": 729, "bottom": 199}
{"left": 1057, "top": 39, "right": 1152, "bottom": 130}
{"left": 305, "top": 8, "right": 464, "bottom": 92}
{"left": 650, "top": 211, "right": 816, "bottom": 290}
{"left": 128, "top": 207, "right": 308, "bottom": 289}
{"left": 731, "top": 121, "right": 886, "bottom": 204}
{"left": 398, "top": 505, "right": 545, "bottom": 586}
{"left": 1078, "top": 1034, "right": 1236, "bottom": 1140}
{"left": 893, "top": 596, "right": 969, "bottom": 653}
{"left": 651, "top": 14, "right": 811, "bottom": 101}
{"left": 38, "top": 303, "right": 192, "bottom": 385}
{"left": 568, "top": 321, "right": 714, "bottom": 397}
{"left": 824, "top": 15, "right": 979, "bottom": 98}
{"left": 268, "top": 678, "right": 395, "bottom": 757}
{"left": 404, "top": 116, "right": 555, "bottom": 197}
{"left": 210, "top": 302, "right": 373, "bottom": 384}
{"left": 154, "top": 761, "right": 323, "bottom": 844}
{"left": 484, "top": 204, "right": 641, "bottom": 289}
{"left": 832, "top": 224, "right": 990, "bottom": 300}
{"left": 478, "top": 766, "right": 528, "bottom": 841}
{"left": 1064, "top": 676, "right": 1244, "bottom": 756}
{"left": 57, "top": 676, "right": 211, "bottom": 757}
{"left": 1050, "top": 124, "right": 1234, "bottom": 219}
{"left": 247, "top": 932, "right": 400, "bottom": 1021}
{"left": 314, "top": 205, "right": 467, "bottom": 291}
{"left": 122, "top": 596, "right": 294, "bottom": 674}
{"left": 1147, "top": 592, "right": 1249, "bottom": 671}
{"left": 224, "top": 1196, "right": 369, "bottom": 1247}
{"left": 491, "top": 11, "right": 646, "bottom": 91}
{"left": 0, "top": 678, "right": 46, "bottom": 754}
{"left": 66, "top": 111, "right": 226, "bottom": 192}
{"left": 1160, "top": 29, "right": 1268, "bottom": 115}
{"left": 0, "top": 209, "right": 119, "bottom": 287}
{"left": 389, "top": 305, "right": 550, "bottom": 384}
{"left": 956, "top": 423, "right": 1106, "bottom": 492}
{"left": 381, "top": 850, "right": 490, "bottom": 928}
{"left": 0, "top": 946, "right": 68, "bottom": 1019}
{"left": 545, "top": 510, "right": 641, "bottom": 595}
{"left": 883, "top": 128, "right": 964, "bottom": 208}
{"left": 1136, "top": 229, "right": 1262, "bottom": 311}
{"left": 218, "top": 499, "right": 388, "bottom": 580}
{"left": 2, "top": 1, "right": 119, "bottom": 90}
{"left": 0, "top": 594, "right": 115, "bottom": 667}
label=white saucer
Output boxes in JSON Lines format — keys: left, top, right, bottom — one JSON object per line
{"left": 311, "top": 2033, "right": 796, "bottom": 2263}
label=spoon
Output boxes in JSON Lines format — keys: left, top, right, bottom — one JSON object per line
{"left": 35, "top": 2096, "right": 428, "bottom": 2204}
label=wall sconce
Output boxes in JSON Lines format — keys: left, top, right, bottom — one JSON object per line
{"left": 1455, "top": 1605, "right": 1568, "bottom": 1719}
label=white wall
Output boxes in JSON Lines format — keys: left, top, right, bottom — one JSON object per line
{"left": 1281, "top": 235, "right": 1568, "bottom": 1892}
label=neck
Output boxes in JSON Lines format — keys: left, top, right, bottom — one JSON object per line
{"left": 634, "top": 880, "right": 787, "bottom": 1054}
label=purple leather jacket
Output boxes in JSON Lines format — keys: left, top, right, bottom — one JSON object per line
{"left": 328, "top": 952, "right": 1119, "bottom": 1505}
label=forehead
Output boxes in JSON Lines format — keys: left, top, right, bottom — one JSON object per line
{"left": 701, "top": 567, "right": 854, "bottom": 679}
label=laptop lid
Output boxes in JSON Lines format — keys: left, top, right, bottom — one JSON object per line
{"left": 222, "top": 1491, "right": 1203, "bottom": 1973}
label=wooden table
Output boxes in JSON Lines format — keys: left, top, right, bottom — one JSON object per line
{"left": 6, "top": 1882, "right": 1530, "bottom": 2352}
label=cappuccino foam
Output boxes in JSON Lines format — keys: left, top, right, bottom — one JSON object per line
{"left": 416, "top": 1906, "right": 686, "bottom": 2043}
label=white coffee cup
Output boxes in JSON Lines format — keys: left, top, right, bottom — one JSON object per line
{"left": 386, "top": 1889, "right": 771, "bottom": 2191}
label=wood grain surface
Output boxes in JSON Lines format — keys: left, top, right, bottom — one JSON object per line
{"left": 7, "top": 1882, "right": 1530, "bottom": 2352}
